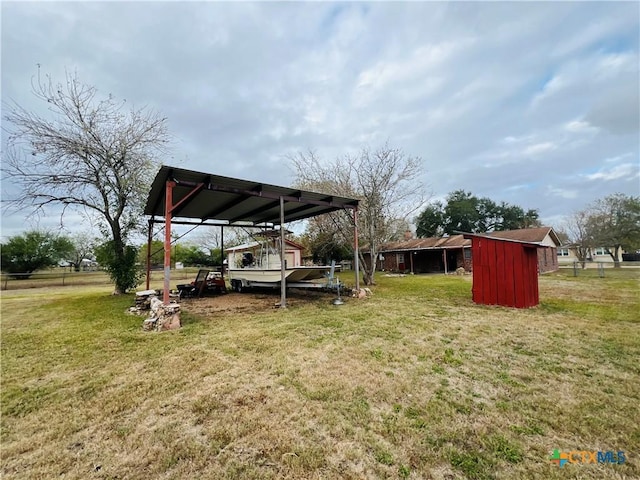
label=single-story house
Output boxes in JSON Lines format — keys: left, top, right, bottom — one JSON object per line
{"left": 368, "top": 226, "right": 561, "bottom": 274}
{"left": 368, "top": 234, "right": 472, "bottom": 274}
{"left": 557, "top": 245, "right": 626, "bottom": 266}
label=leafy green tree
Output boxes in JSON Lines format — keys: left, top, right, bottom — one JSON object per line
{"left": 3, "top": 69, "right": 168, "bottom": 294}
{"left": 95, "top": 241, "right": 142, "bottom": 293}
{"left": 415, "top": 202, "right": 445, "bottom": 237}
{"left": 444, "top": 190, "right": 481, "bottom": 234}
{"left": 1, "top": 231, "right": 74, "bottom": 279}
{"left": 299, "top": 226, "right": 352, "bottom": 265}
{"left": 415, "top": 190, "right": 540, "bottom": 237}
{"left": 175, "top": 244, "right": 220, "bottom": 267}
{"left": 139, "top": 240, "right": 165, "bottom": 268}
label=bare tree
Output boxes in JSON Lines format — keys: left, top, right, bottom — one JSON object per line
{"left": 69, "top": 231, "right": 98, "bottom": 271}
{"left": 564, "top": 194, "right": 640, "bottom": 269}
{"left": 587, "top": 194, "right": 640, "bottom": 268}
{"left": 564, "top": 209, "right": 593, "bottom": 268}
{"left": 190, "top": 225, "right": 252, "bottom": 261}
{"left": 2, "top": 69, "right": 169, "bottom": 293}
{"left": 290, "top": 144, "right": 427, "bottom": 285}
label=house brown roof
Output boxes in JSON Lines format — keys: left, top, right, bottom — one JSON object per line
{"left": 380, "top": 234, "right": 470, "bottom": 252}
{"left": 378, "top": 227, "right": 560, "bottom": 253}
{"left": 484, "top": 227, "right": 560, "bottom": 246}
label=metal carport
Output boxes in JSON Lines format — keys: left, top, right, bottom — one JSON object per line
{"left": 143, "top": 166, "right": 360, "bottom": 307}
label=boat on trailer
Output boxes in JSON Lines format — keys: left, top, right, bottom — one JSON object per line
{"left": 226, "top": 231, "right": 338, "bottom": 291}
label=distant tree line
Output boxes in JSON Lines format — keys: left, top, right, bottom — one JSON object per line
{"left": 0, "top": 231, "right": 74, "bottom": 279}
{"left": 0, "top": 231, "right": 225, "bottom": 280}
{"left": 140, "top": 240, "right": 222, "bottom": 269}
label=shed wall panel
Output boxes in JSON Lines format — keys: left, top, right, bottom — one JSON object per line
{"left": 467, "top": 235, "right": 540, "bottom": 308}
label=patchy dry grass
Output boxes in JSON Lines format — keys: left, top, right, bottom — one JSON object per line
{"left": 1, "top": 270, "right": 638, "bottom": 479}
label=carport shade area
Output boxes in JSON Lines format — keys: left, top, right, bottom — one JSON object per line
{"left": 143, "top": 166, "right": 360, "bottom": 306}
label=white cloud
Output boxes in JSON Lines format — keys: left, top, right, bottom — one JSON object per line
{"left": 1, "top": 1, "right": 638, "bottom": 238}
{"left": 522, "top": 142, "right": 557, "bottom": 156}
{"left": 583, "top": 163, "right": 640, "bottom": 181}
{"left": 603, "top": 152, "right": 634, "bottom": 163}
{"left": 547, "top": 187, "right": 579, "bottom": 199}
{"left": 564, "top": 119, "right": 598, "bottom": 134}
{"left": 502, "top": 134, "right": 536, "bottom": 145}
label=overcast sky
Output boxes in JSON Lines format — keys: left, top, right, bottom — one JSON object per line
{"left": 2, "top": 1, "right": 639, "bottom": 241}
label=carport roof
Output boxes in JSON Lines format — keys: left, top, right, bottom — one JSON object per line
{"left": 144, "top": 166, "right": 359, "bottom": 225}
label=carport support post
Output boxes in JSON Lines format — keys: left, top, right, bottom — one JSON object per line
{"left": 146, "top": 218, "right": 153, "bottom": 290}
{"left": 280, "top": 196, "right": 287, "bottom": 309}
{"left": 220, "top": 226, "right": 224, "bottom": 281}
{"left": 354, "top": 207, "right": 360, "bottom": 292}
{"left": 163, "top": 181, "right": 175, "bottom": 304}
{"left": 443, "top": 249, "right": 448, "bottom": 275}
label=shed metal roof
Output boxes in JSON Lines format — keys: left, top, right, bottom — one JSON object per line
{"left": 462, "top": 232, "right": 541, "bottom": 248}
{"left": 144, "top": 166, "right": 359, "bottom": 225}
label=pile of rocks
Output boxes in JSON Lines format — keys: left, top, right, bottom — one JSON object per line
{"left": 130, "top": 289, "right": 181, "bottom": 332}
{"left": 142, "top": 297, "right": 181, "bottom": 332}
{"left": 352, "top": 287, "right": 373, "bottom": 298}
{"left": 131, "top": 289, "right": 159, "bottom": 312}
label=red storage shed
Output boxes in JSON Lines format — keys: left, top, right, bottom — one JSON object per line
{"left": 463, "top": 233, "right": 540, "bottom": 308}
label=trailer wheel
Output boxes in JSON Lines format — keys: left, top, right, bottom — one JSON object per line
{"left": 233, "top": 280, "right": 243, "bottom": 293}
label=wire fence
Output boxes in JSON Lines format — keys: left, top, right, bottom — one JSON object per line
{"left": 0, "top": 269, "right": 199, "bottom": 291}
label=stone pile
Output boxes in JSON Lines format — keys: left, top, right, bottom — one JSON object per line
{"left": 142, "top": 296, "right": 181, "bottom": 332}
{"left": 132, "top": 289, "right": 159, "bottom": 312}
{"left": 129, "top": 289, "right": 181, "bottom": 332}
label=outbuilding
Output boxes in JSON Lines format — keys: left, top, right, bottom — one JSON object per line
{"left": 463, "top": 233, "right": 540, "bottom": 308}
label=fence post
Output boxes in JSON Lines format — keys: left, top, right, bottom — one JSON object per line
{"left": 598, "top": 262, "right": 605, "bottom": 278}
{"left": 573, "top": 261, "right": 578, "bottom": 277}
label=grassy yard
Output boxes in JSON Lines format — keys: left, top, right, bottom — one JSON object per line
{"left": 1, "top": 270, "right": 638, "bottom": 479}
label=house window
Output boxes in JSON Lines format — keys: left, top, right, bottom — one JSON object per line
{"left": 593, "top": 247, "right": 608, "bottom": 256}
{"left": 557, "top": 248, "right": 570, "bottom": 257}
{"left": 464, "top": 248, "right": 471, "bottom": 259}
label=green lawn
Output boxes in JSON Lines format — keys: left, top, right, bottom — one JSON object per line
{"left": 1, "top": 270, "right": 638, "bottom": 479}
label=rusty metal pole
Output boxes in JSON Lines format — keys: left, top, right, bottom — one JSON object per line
{"left": 163, "top": 181, "right": 175, "bottom": 304}
{"left": 353, "top": 206, "right": 360, "bottom": 292}
{"left": 146, "top": 218, "right": 153, "bottom": 290}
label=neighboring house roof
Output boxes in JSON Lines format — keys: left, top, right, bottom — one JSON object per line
{"left": 379, "top": 234, "right": 471, "bottom": 253}
{"left": 375, "top": 227, "right": 560, "bottom": 254}
{"left": 226, "top": 239, "right": 303, "bottom": 252}
{"left": 485, "top": 227, "right": 561, "bottom": 247}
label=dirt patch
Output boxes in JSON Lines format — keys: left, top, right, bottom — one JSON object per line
{"left": 180, "top": 289, "right": 339, "bottom": 316}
